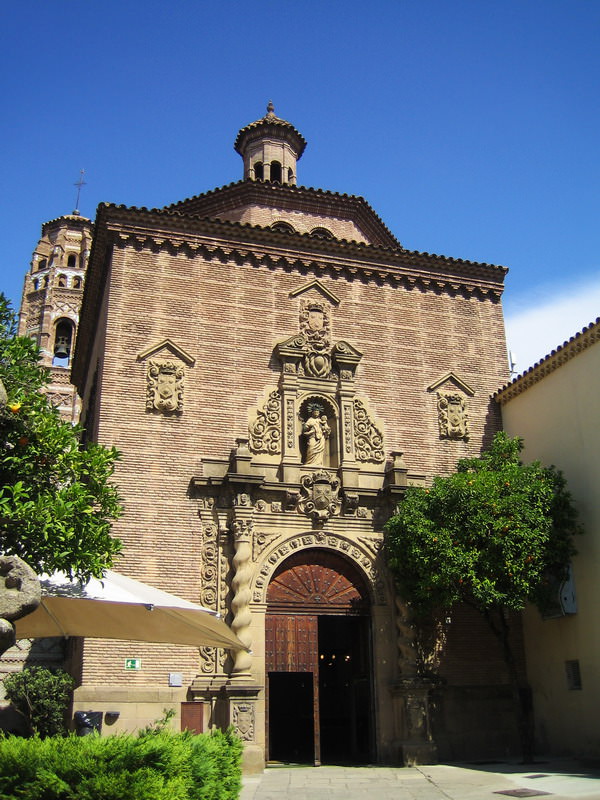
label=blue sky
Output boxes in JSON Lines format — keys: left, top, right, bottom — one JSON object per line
{"left": 1, "top": 0, "right": 598, "bottom": 373}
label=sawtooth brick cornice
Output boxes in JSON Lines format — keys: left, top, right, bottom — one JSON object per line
{"left": 72, "top": 201, "right": 507, "bottom": 393}
{"left": 100, "top": 202, "right": 507, "bottom": 291}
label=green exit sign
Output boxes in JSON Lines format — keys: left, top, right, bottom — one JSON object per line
{"left": 125, "top": 658, "right": 141, "bottom": 670}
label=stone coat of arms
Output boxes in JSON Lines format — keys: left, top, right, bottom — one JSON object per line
{"left": 297, "top": 470, "right": 342, "bottom": 523}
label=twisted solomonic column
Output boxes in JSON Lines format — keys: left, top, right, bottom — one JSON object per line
{"left": 230, "top": 519, "right": 254, "bottom": 675}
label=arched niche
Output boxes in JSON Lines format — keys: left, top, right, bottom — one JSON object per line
{"left": 298, "top": 395, "right": 338, "bottom": 469}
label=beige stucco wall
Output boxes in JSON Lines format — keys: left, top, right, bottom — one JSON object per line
{"left": 500, "top": 338, "right": 600, "bottom": 758}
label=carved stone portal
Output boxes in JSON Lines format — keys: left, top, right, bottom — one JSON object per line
{"left": 297, "top": 470, "right": 341, "bottom": 524}
{"left": 146, "top": 360, "right": 184, "bottom": 414}
{"left": 437, "top": 392, "right": 469, "bottom": 440}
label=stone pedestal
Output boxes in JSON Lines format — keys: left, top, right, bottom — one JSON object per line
{"left": 392, "top": 678, "right": 438, "bottom": 766}
{"left": 190, "top": 675, "right": 264, "bottom": 773}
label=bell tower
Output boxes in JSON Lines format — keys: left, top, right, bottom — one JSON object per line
{"left": 234, "top": 102, "right": 306, "bottom": 185}
{"left": 17, "top": 211, "right": 92, "bottom": 422}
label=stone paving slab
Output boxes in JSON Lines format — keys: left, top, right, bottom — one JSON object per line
{"left": 240, "top": 762, "right": 600, "bottom": 800}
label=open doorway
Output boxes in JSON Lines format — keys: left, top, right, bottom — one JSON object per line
{"left": 265, "top": 548, "right": 374, "bottom": 765}
{"left": 268, "top": 672, "right": 315, "bottom": 763}
{"left": 318, "top": 616, "right": 372, "bottom": 763}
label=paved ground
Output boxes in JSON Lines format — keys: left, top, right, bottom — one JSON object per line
{"left": 240, "top": 760, "right": 600, "bottom": 800}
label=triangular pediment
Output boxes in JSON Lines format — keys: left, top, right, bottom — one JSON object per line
{"left": 427, "top": 371, "right": 475, "bottom": 396}
{"left": 137, "top": 339, "right": 195, "bottom": 366}
{"left": 289, "top": 280, "right": 341, "bottom": 306}
{"left": 333, "top": 341, "right": 362, "bottom": 359}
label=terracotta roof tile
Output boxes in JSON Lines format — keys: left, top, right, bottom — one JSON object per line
{"left": 234, "top": 105, "right": 307, "bottom": 157}
{"left": 495, "top": 316, "right": 600, "bottom": 402}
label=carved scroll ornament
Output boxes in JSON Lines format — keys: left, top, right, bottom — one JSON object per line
{"left": 248, "top": 390, "right": 282, "bottom": 454}
{"left": 353, "top": 399, "right": 384, "bottom": 462}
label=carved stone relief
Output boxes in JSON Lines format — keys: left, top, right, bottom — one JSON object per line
{"left": 248, "top": 389, "right": 282, "bottom": 454}
{"left": 200, "top": 523, "right": 219, "bottom": 610}
{"left": 353, "top": 399, "right": 384, "bottom": 462}
{"left": 298, "top": 299, "right": 332, "bottom": 378}
{"left": 199, "top": 645, "right": 216, "bottom": 674}
{"left": 297, "top": 470, "right": 341, "bottom": 524}
{"left": 437, "top": 391, "right": 469, "bottom": 440}
{"left": 285, "top": 398, "right": 295, "bottom": 449}
{"left": 253, "top": 531, "right": 281, "bottom": 561}
{"left": 232, "top": 701, "right": 255, "bottom": 741}
{"left": 252, "top": 533, "right": 386, "bottom": 604}
{"left": 198, "top": 519, "right": 228, "bottom": 675}
{"left": 146, "top": 360, "right": 184, "bottom": 414}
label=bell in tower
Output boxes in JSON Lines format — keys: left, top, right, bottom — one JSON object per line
{"left": 234, "top": 102, "right": 307, "bottom": 185}
{"left": 53, "top": 319, "right": 74, "bottom": 362}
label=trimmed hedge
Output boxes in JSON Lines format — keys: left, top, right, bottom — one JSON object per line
{"left": 0, "top": 727, "right": 242, "bottom": 800}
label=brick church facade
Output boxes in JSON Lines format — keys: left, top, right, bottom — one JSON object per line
{"left": 18, "top": 105, "right": 523, "bottom": 769}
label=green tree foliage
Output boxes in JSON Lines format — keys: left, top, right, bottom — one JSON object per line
{"left": 385, "top": 432, "right": 581, "bottom": 619}
{"left": 385, "top": 431, "right": 582, "bottom": 759}
{"left": 0, "top": 295, "right": 122, "bottom": 581}
{"left": 3, "top": 666, "right": 75, "bottom": 738}
{"left": 0, "top": 727, "right": 242, "bottom": 800}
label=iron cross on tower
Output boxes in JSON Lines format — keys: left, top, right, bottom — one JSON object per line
{"left": 73, "top": 169, "right": 86, "bottom": 214}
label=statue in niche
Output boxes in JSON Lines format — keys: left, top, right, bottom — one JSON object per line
{"left": 302, "top": 404, "right": 331, "bottom": 466}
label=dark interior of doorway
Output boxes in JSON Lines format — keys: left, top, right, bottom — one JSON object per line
{"left": 268, "top": 672, "right": 314, "bottom": 764}
{"left": 268, "top": 615, "right": 372, "bottom": 765}
{"left": 319, "top": 615, "right": 372, "bottom": 764}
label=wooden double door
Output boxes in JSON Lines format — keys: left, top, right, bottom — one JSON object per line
{"left": 265, "top": 550, "right": 373, "bottom": 765}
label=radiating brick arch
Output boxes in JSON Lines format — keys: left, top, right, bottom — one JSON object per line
{"left": 266, "top": 548, "right": 370, "bottom": 615}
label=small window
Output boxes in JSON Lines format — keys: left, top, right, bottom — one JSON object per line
{"left": 38, "top": 259, "right": 47, "bottom": 271}
{"left": 565, "top": 660, "right": 582, "bottom": 690}
{"left": 310, "top": 227, "right": 334, "bottom": 240}
{"left": 271, "top": 221, "right": 295, "bottom": 234}
{"left": 57, "top": 274, "right": 67, "bottom": 288}
{"left": 288, "top": 167, "right": 294, "bottom": 183}
{"left": 254, "top": 162, "right": 264, "bottom": 180}
{"left": 32, "top": 278, "right": 39, "bottom": 291}
{"left": 270, "top": 161, "right": 282, "bottom": 183}
{"left": 73, "top": 276, "right": 82, "bottom": 289}
{"left": 67, "top": 254, "right": 77, "bottom": 268}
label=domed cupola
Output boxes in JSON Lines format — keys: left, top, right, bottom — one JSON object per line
{"left": 234, "top": 102, "right": 306, "bottom": 185}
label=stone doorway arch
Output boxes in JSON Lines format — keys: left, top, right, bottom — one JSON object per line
{"left": 265, "top": 549, "right": 373, "bottom": 765}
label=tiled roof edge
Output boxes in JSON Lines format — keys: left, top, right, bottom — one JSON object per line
{"left": 98, "top": 201, "right": 508, "bottom": 274}
{"left": 161, "top": 179, "right": 400, "bottom": 247}
{"left": 494, "top": 317, "right": 600, "bottom": 403}
{"left": 41, "top": 213, "right": 93, "bottom": 233}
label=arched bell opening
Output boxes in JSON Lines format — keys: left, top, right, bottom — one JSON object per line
{"left": 265, "top": 548, "right": 374, "bottom": 766}
{"left": 298, "top": 396, "right": 338, "bottom": 469}
{"left": 52, "top": 318, "right": 75, "bottom": 366}
{"left": 269, "top": 160, "right": 282, "bottom": 183}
